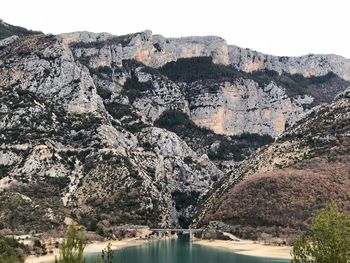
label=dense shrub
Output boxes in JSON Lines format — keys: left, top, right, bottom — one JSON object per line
{"left": 234, "top": 133, "right": 274, "bottom": 145}
{"left": 97, "top": 66, "right": 113, "bottom": 75}
{"left": 122, "top": 59, "right": 160, "bottom": 76}
{"left": 0, "top": 185, "right": 66, "bottom": 233}
{"left": 104, "top": 102, "right": 134, "bottom": 120}
{"left": 154, "top": 110, "right": 192, "bottom": 128}
{"left": 0, "top": 236, "right": 28, "bottom": 262}
{"left": 158, "top": 57, "right": 243, "bottom": 82}
{"left": 0, "top": 165, "right": 9, "bottom": 179}
{"left": 121, "top": 76, "right": 154, "bottom": 103}
{"left": 208, "top": 140, "right": 243, "bottom": 160}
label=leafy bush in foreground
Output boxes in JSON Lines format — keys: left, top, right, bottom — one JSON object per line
{"left": 55, "top": 225, "right": 117, "bottom": 263}
{"left": 0, "top": 236, "right": 28, "bottom": 263}
{"left": 292, "top": 201, "right": 350, "bottom": 263}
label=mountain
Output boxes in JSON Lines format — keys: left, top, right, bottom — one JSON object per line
{"left": 195, "top": 88, "right": 350, "bottom": 242}
{"left": 0, "top": 20, "right": 349, "bottom": 236}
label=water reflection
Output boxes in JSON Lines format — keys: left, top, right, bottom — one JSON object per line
{"left": 86, "top": 235, "right": 290, "bottom": 263}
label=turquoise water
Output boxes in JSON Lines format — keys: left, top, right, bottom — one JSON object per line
{"left": 86, "top": 235, "right": 290, "bottom": 263}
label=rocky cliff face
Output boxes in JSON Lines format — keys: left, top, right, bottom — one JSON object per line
{"left": 0, "top": 20, "right": 349, "bottom": 235}
{"left": 188, "top": 80, "right": 305, "bottom": 137}
{"left": 62, "top": 30, "right": 350, "bottom": 81}
{"left": 63, "top": 31, "right": 230, "bottom": 68}
{"left": 229, "top": 45, "right": 350, "bottom": 81}
{"left": 67, "top": 32, "right": 349, "bottom": 136}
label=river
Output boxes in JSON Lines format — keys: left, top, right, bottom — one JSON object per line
{"left": 86, "top": 235, "right": 290, "bottom": 263}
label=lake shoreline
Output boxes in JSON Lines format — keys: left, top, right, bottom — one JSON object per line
{"left": 25, "top": 236, "right": 172, "bottom": 263}
{"left": 25, "top": 235, "right": 292, "bottom": 262}
{"left": 193, "top": 239, "right": 292, "bottom": 260}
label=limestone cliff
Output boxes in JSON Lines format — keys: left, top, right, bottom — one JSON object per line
{"left": 63, "top": 30, "right": 350, "bottom": 81}
{"left": 229, "top": 45, "right": 350, "bottom": 81}
{"left": 67, "top": 32, "right": 349, "bottom": 136}
{"left": 188, "top": 80, "right": 306, "bottom": 137}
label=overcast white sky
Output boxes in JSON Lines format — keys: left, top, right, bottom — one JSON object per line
{"left": 1, "top": 0, "right": 349, "bottom": 58}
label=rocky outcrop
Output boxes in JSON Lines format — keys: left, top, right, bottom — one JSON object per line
{"left": 229, "top": 45, "right": 350, "bottom": 81}
{"left": 67, "top": 31, "right": 229, "bottom": 69}
{"left": 0, "top": 35, "right": 19, "bottom": 48}
{"left": 132, "top": 71, "right": 186, "bottom": 122}
{"left": 188, "top": 80, "right": 309, "bottom": 137}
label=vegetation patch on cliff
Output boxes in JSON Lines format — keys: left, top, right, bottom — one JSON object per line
{"left": 249, "top": 70, "right": 350, "bottom": 105}
{"left": 158, "top": 57, "right": 350, "bottom": 107}
{"left": 158, "top": 57, "right": 244, "bottom": 82}
{"left": 121, "top": 75, "right": 155, "bottom": 103}
{"left": 0, "top": 20, "right": 41, "bottom": 40}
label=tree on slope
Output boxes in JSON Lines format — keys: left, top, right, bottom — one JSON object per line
{"left": 292, "top": 201, "right": 350, "bottom": 263}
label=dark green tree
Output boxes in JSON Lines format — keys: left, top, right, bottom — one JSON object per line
{"left": 291, "top": 201, "right": 350, "bottom": 263}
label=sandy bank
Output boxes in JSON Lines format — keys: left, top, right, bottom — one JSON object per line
{"left": 193, "top": 239, "right": 292, "bottom": 260}
{"left": 25, "top": 237, "right": 151, "bottom": 263}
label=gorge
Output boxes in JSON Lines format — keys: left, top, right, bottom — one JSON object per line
{"left": 0, "top": 18, "right": 350, "bottom": 251}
